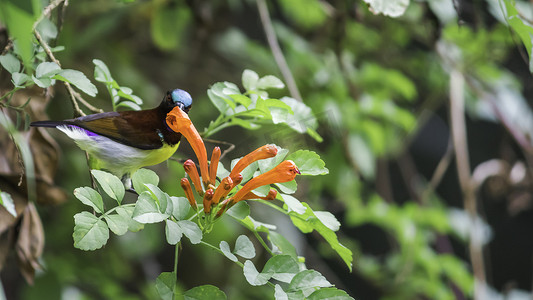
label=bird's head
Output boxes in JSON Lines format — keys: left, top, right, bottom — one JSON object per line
{"left": 162, "top": 89, "right": 193, "bottom": 114}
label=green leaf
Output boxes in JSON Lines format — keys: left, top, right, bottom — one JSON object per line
{"left": 275, "top": 284, "right": 289, "bottom": 300}
{"left": 257, "top": 75, "right": 285, "bottom": 89}
{"left": 314, "top": 211, "right": 340, "bottom": 231}
{"left": 280, "top": 97, "right": 318, "bottom": 135}
{"left": 177, "top": 220, "right": 202, "bottom": 244}
{"left": 165, "top": 219, "right": 183, "bottom": 245}
{"left": 0, "top": 191, "right": 16, "bottom": 217}
{"left": 184, "top": 285, "right": 227, "bottom": 300}
{"left": 307, "top": 288, "right": 354, "bottom": 300}
{"left": 132, "top": 191, "right": 169, "bottom": 223}
{"left": 116, "top": 206, "right": 144, "bottom": 232}
{"left": 288, "top": 270, "right": 332, "bottom": 292}
{"left": 275, "top": 180, "right": 297, "bottom": 194}
{"left": 12, "top": 72, "right": 30, "bottom": 87}
{"left": 54, "top": 69, "right": 97, "bottom": 97}
{"left": 170, "top": 196, "right": 190, "bottom": 221}
{"left": 150, "top": 3, "right": 190, "bottom": 51}
{"left": 131, "top": 168, "right": 159, "bottom": 194}
{"left": 156, "top": 272, "right": 175, "bottom": 300}
{"left": 242, "top": 69, "right": 259, "bottom": 91}
{"left": 73, "top": 187, "right": 104, "bottom": 213}
{"left": 363, "top": 0, "right": 410, "bottom": 17}
{"left": 31, "top": 74, "right": 53, "bottom": 88}
{"left": 278, "top": 0, "right": 328, "bottom": 28}
{"left": 229, "top": 118, "right": 260, "bottom": 130}
{"left": 35, "top": 61, "right": 61, "bottom": 78}
{"left": 243, "top": 260, "right": 270, "bottom": 286}
{"left": 241, "top": 216, "right": 277, "bottom": 233}
{"left": 287, "top": 150, "right": 329, "bottom": 176}
{"left": 220, "top": 241, "right": 238, "bottom": 262}
{"left": 262, "top": 255, "right": 300, "bottom": 283}
{"left": 91, "top": 170, "right": 125, "bottom": 204}
{"left": 144, "top": 183, "right": 172, "bottom": 215}
{"left": 226, "top": 201, "right": 250, "bottom": 220}
{"left": 270, "top": 106, "right": 290, "bottom": 124}
{"left": 0, "top": 2, "right": 36, "bottom": 67}
{"left": 93, "top": 59, "right": 113, "bottom": 83}
{"left": 36, "top": 18, "right": 58, "bottom": 41}
{"left": 104, "top": 213, "right": 129, "bottom": 236}
{"left": 116, "top": 101, "right": 142, "bottom": 111}
{"left": 234, "top": 235, "right": 255, "bottom": 259}
{"left": 290, "top": 203, "right": 353, "bottom": 271}
{"left": 73, "top": 211, "right": 109, "bottom": 250}
{"left": 268, "top": 232, "right": 298, "bottom": 259}
{"left": 230, "top": 94, "right": 252, "bottom": 108}
{"left": 0, "top": 54, "right": 20, "bottom": 74}
{"left": 280, "top": 194, "right": 306, "bottom": 215}
{"left": 306, "top": 127, "right": 323, "bottom": 143}
{"left": 208, "top": 88, "right": 231, "bottom": 114}
{"left": 347, "top": 134, "right": 375, "bottom": 179}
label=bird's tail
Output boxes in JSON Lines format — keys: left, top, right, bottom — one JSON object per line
{"left": 30, "top": 120, "right": 66, "bottom": 128}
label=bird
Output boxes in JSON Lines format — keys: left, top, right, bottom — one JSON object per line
{"left": 30, "top": 89, "right": 192, "bottom": 187}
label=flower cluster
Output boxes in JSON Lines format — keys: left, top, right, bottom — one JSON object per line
{"left": 166, "top": 106, "right": 300, "bottom": 218}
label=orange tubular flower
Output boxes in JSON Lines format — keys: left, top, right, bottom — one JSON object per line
{"left": 203, "top": 189, "right": 214, "bottom": 213}
{"left": 167, "top": 107, "right": 210, "bottom": 187}
{"left": 212, "top": 176, "right": 233, "bottom": 205}
{"left": 229, "top": 144, "right": 278, "bottom": 182}
{"left": 183, "top": 159, "right": 203, "bottom": 195}
{"left": 209, "top": 147, "right": 221, "bottom": 184}
{"left": 231, "top": 160, "right": 300, "bottom": 203}
{"left": 180, "top": 178, "right": 197, "bottom": 210}
{"left": 240, "top": 188, "right": 278, "bottom": 201}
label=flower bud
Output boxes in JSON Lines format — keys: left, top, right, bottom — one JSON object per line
{"left": 240, "top": 188, "right": 278, "bottom": 201}
{"left": 180, "top": 178, "right": 197, "bottom": 210}
{"left": 212, "top": 176, "right": 233, "bottom": 205}
{"left": 203, "top": 188, "right": 214, "bottom": 214}
{"left": 183, "top": 159, "right": 203, "bottom": 195}
{"left": 209, "top": 147, "right": 221, "bottom": 184}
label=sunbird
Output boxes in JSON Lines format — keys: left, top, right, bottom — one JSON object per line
{"left": 30, "top": 89, "right": 192, "bottom": 185}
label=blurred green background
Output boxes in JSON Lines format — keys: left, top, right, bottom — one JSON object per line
{"left": 2, "top": 0, "right": 533, "bottom": 299}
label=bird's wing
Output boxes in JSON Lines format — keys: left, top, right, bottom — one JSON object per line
{"left": 68, "top": 110, "right": 165, "bottom": 150}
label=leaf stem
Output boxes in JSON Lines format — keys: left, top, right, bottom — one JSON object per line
{"left": 173, "top": 241, "right": 181, "bottom": 300}
{"left": 252, "top": 230, "right": 275, "bottom": 256}
{"left": 256, "top": 200, "right": 288, "bottom": 215}
{"left": 200, "top": 241, "right": 244, "bottom": 268}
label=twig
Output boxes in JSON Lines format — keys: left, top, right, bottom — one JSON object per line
{"left": 33, "top": 0, "right": 103, "bottom": 116}
{"left": 421, "top": 136, "right": 455, "bottom": 203}
{"left": 256, "top": 0, "right": 302, "bottom": 102}
{"left": 203, "top": 138, "right": 235, "bottom": 160}
{"left": 34, "top": 21, "right": 85, "bottom": 117}
{"left": 71, "top": 89, "right": 103, "bottom": 113}
{"left": 449, "top": 69, "right": 486, "bottom": 300}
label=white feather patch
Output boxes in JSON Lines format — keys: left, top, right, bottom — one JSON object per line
{"left": 56, "top": 125, "right": 177, "bottom": 177}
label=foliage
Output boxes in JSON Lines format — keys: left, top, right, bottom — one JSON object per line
{"left": 2, "top": 0, "right": 533, "bottom": 299}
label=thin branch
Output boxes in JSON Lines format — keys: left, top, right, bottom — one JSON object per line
{"left": 449, "top": 69, "right": 486, "bottom": 300}
{"left": 33, "top": 0, "right": 103, "bottom": 116}
{"left": 421, "top": 136, "right": 455, "bottom": 203}
{"left": 34, "top": 20, "right": 85, "bottom": 117}
{"left": 256, "top": 0, "right": 302, "bottom": 102}
{"left": 39, "top": 0, "right": 66, "bottom": 25}
{"left": 203, "top": 138, "right": 235, "bottom": 160}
